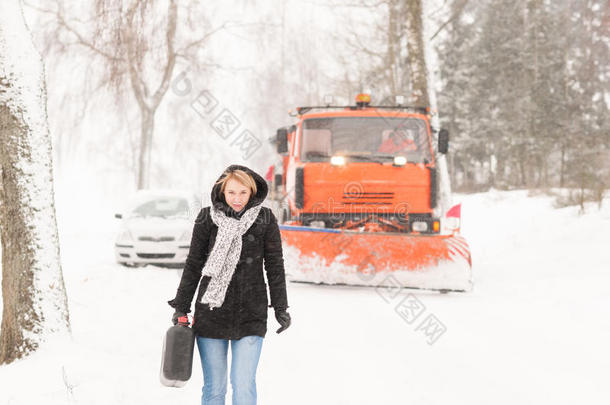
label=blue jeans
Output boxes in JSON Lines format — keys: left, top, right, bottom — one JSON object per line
{"left": 196, "top": 336, "right": 264, "bottom": 405}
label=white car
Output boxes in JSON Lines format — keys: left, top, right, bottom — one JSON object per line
{"left": 114, "top": 189, "right": 201, "bottom": 268}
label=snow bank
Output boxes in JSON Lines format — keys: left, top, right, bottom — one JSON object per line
{"left": 1, "top": 189, "right": 609, "bottom": 404}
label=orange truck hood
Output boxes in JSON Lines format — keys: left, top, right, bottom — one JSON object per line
{"left": 299, "top": 162, "right": 433, "bottom": 214}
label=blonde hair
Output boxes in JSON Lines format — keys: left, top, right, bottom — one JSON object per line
{"left": 215, "top": 169, "right": 257, "bottom": 195}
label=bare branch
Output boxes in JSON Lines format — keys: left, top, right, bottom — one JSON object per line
{"left": 300, "top": 0, "right": 390, "bottom": 8}
{"left": 50, "top": 1, "right": 124, "bottom": 62}
{"left": 175, "top": 22, "right": 229, "bottom": 55}
{"left": 151, "top": 0, "right": 177, "bottom": 108}
{"left": 430, "top": 0, "right": 469, "bottom": 40}
{"left": 175, "top": 21, "right": 267, "bottom": 56}
{"left": 125, "top": 1, "right": 149, "bottom": 111}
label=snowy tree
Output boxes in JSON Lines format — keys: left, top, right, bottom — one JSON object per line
{"left": 437, "top": 1, "right": 480, "bottom": 189}
{"left": 561, "top": 0, "right": 609, "bottom": 208}
{"left": 0, "top": 0, "right": 70, "bottom": 364}
{"left": 324, "top": 0, "right": 454, "bottom": 211}
{"left": 29, "top": 0, "right": 229, "bottom": 189}
{"left": 330, "top": 0, "right": 413, "bottom": 100}
{"left": 437, "top": 0, "right": 608, "bottom": 194}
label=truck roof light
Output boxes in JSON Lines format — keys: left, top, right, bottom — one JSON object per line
{"left": 355, "top": 93, "right": 371, "bottom": 106}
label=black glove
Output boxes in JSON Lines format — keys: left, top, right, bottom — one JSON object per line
{"left": 172, "top": 310, "right": 188, "bottom": 326}
{"left": 274, "top": 309, "right": 291, "bottom": 334}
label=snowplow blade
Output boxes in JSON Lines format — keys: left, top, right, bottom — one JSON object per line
{"left": 279, "top": 225, "right": 473, "bottom": 292}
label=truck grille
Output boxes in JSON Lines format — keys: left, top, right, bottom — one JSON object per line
{"left": 342, "top": 192, "right": 394, "bottom": 205}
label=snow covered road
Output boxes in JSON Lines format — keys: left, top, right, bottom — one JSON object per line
{"left": 1, "top": 190, "right": 609, "bottom": 404}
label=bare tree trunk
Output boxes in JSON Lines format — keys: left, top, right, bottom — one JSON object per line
{"left": 404, "top": 0, "right": 429, "bottom": 108}
{"left": 560, "top": 142, "right": 566, "bottom": 187}
{"left": 0, "top": 0, "right": 70, "bottom": 364}
{"left": 404, "top": 0, "right": 451, "bottom": 214}
{"left": 387, "top": 0, "right": 399, "bottom": 96}
{"left": 125, "top": 0, "right": 177, "bottom": 190}
{"left": 137, "top": 108, "right": 154, "bottom": 189}
{"left": 518, "top": 145, "right": 527, "bottom": 186}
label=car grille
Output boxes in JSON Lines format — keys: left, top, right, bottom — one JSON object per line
{"left": 136, "top": 253, "right": 175, "bottom": 259}
{"left": 138, "top": 236, "right": 175, "bottom": 242}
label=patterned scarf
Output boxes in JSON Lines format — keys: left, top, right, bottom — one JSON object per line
{"left": 199, "top": 204, "right": 263, "bottom": 310}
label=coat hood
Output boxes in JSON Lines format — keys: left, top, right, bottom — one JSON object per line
{"left": 211, "top": 164, "right": 268, "bottom": 218}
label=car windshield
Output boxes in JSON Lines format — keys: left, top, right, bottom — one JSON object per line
{"left": 300, "top": 117, "right": 432, "bottom": 163}
{"left": 130, "top": 197, "right": 190, "bottom": 219}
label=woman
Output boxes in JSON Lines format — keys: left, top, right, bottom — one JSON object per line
{"left": 168, "top": 164, "right": 291, "bottom": 405}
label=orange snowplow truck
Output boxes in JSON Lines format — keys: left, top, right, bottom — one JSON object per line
{"left": 271, "top": 94, "right": 472, "bottom": 293}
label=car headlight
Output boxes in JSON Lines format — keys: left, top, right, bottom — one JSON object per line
{"left": 179, "top": 231, "right": 191, "bottom": 242}
{"left": 117, "top": 230, "right": 134, "bottom": 243}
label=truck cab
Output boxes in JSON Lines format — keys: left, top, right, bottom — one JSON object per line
{"left": 273, "top": 94, "right": 449, "bottom": 235}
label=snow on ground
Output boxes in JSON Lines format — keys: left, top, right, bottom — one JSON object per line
{"left": 1, "top": 189, "right": 609, "bottom": 404}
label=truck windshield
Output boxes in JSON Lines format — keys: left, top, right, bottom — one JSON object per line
{"left": 300, "top": 117, "right": 432, "bottom": 163}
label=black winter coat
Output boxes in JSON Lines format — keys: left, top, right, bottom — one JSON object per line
{"left": 168, "top": 164, "right": 289, "bottom": 339}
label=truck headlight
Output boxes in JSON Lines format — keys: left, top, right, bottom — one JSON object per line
{"left": 393, "top": 156, "right": 407, "bottom": 166}
{"left": 330, "top": 156, "right": 346, "bottom": 166}
{"left": 411, "top": 221, "right": 428, "bottom": 232}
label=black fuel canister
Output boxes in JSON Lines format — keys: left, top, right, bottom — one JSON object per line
{"left": 160, "top": 317, "right": 195, "bottom": 387}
